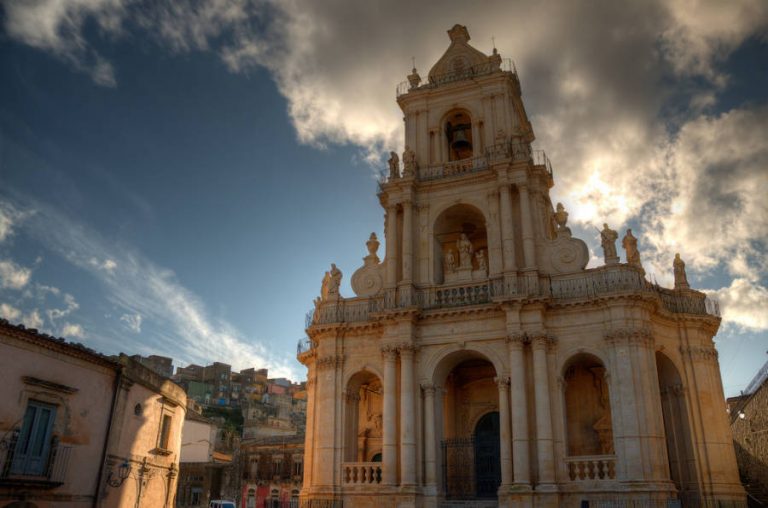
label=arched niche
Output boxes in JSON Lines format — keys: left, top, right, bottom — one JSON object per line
{"left": 563, "top": 353, "right": 614, "bottom": 457}
{"left": 433, "top": 204, "right": 488, "bottom": 284}
{"left": 444, "top": 109, "right": 473, "bottom": 161}
{"left": 656, "top": 351, "right": 697, "bottom": 500}
{"left": 344, "top": 370, "right": 383, "bottom": 462}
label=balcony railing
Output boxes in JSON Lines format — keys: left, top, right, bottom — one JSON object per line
{"left": 565, "top": 455, "right": 616, "bottom": 481}
{"left": 0, "top": 432, "right": 72, "bottom": 486}
{"left": 397, "top": 58, "right": 516, "bottom": 96}
{"left": 342, "top": 462, "right": 382, "bottom": 486}
{"left": 305, "top": 265, "right": 720, "bottom": 329}
{"left": 417, "top": 155, "right": 489, "bottom": 181}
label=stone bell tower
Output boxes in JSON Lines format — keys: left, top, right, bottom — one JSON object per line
{"left": 299, "top": 24, "right": 744, "bottom": 508}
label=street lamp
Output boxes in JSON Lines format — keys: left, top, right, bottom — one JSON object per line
{"left": 106, "top": 460, "right": 131, "bottom": 488}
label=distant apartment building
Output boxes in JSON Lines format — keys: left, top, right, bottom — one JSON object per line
{"left": 240, "top": 435, "right": 304, "bottom": 508}
{"left": 0, "top": 319, "right": 186, "bottom": 507}
{"left": 729, "top": 360, "right": 768, "bottom": 506}
{"left": 177, "top": 410, "right": 238, "bottom": 506}
{"left": 130, "top": 354, "right": 174, "bottom": 378}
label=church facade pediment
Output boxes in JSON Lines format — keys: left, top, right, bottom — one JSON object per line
{"left": 427, "top": 24, "right": 492, "bottom": 82}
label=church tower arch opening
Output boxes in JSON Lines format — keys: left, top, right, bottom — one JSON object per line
{"left": 443, "top": 108, "right": 474, "bottom": 161}
{"left": 433, "top": 203, "right": 488, "bottom": 284}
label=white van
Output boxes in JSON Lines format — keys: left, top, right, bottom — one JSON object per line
{"left": 209, "top": 501, "right": 237, "bottom": 508}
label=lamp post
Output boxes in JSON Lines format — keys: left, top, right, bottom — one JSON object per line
{"left": 106, "top": 459, "right": 131, "bottom": 488}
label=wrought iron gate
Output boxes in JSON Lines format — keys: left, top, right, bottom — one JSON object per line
{"left": 441, "top": 413, "right": 501, "bottom": 500}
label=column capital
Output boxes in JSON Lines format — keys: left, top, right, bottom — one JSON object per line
{"left": 421, "top": 383, "right": 438, "bottom": 395}
{"left": 506, "top": 332, "right": 529, "bottom": 348}
{"left": 397, "top": 343, "right": 419, "bottom": 356}
{"left": 494, "top": 376, "right": 511, "bottom": 391}
{"left": 381, "top": 344, "right": 398, "bottom": 360}
{"left": 604, "top": 327, "right": 653, "bottom": 347}
{"left": 316, "top": 354, "right": 344, "bottom": 371}
{"left": 530, "top": 331, "right": 557, "bottom": 351}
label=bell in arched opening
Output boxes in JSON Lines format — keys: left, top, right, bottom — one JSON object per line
{"left": 445, "top": 110, "right": 473, "bottom": 161}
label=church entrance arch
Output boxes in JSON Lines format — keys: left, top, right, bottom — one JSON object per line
{"left": 434, "top": 351, "right": 501, "bottom": 500}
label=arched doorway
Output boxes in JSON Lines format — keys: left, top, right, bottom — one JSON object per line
{"left": 656, "top": 352, "right": 697, "bottom": 504}
{"left": 474, "top": 412, "right": 501, "bottom": 498}
{"left": 438, "top": 355, "right": 501, "bottom": 500}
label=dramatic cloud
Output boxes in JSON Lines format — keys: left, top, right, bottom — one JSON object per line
{"left": 3, "top": 0, "right": 766, "bottom": 335}
{"left": 0, "top": 259, "right": 32, "bottom": 289}
{"left": 707, "top": 279, "right": 768, "bottom": 332}
{"left": 0, "top": 303, "right": 22, "bottom": 321}
{"left": 61, "top": 322, "right": 85, "bottom": 338}
{"left": 120, "top": 312, "right": 142, "bottom": 333}
{"left": 23, "top": 309, "right": 44, "bottom": 329}
{"left": 0, "top": 196, "right": 296, "bottom": 378}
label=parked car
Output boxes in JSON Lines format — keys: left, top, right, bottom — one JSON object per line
{"left": 210, "top": 501, "right": 236, "bottom": 508}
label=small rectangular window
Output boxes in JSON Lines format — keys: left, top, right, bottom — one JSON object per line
{"left": 158, "top": 414, "right": 172, "bottom": 450}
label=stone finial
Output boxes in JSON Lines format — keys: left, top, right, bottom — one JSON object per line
{"left": 600, "top": 223, "right": 619, "bottom": 265}
{"left": 447, "top": 24, "right": 470, "bottom": 43}
{"left": 673, "top": 253, "right": 690, "bottom": 290}
{"left": 365, "top": 233, "right": 380, "bottom": 265}
{"left": 622, "top": 229, "right": 645, "bottom": 275}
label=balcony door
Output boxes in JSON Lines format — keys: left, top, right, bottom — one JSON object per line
{"left": 11, "top": 400, "right": 56, "bottom": 476}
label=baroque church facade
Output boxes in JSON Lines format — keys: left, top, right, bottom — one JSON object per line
{"left": 298, "top": 25, "right": 745, "bottom": 508}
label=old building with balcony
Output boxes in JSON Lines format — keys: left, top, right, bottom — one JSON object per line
{"left": 297, "top": 25, "right": 746, "bottom": 508}
{"left": 0, "top": 319, "right": 186, "bottom": 507}
{"left": 241, "top": 435, "right": 304, "bottom": 507}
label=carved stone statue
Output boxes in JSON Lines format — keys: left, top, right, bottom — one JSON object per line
{"left": 402, "top": 146, "right": 417, "bottom": 177}
{"left": 388, "top": 151, "right": 399, "bottom": 180}
{"left": 622, "top": 229, "right": 643, "bottom": 273}
{"left": 554, "top": 203, "right": 571, "bottom": 236}
{"left": 444, "top": 249, "right": 456, "bottom": 273}
{"left": 457, "top": 233, "right": 473, "bottom": 269}
{"left": 475, "top": 249, "right": 487, "bottom": 273}
{"left": 321, "top": 263, "right": 342, "bottom": 300}
{"left": 600, "top": 223, "right": 619, "bottom": 264}
{"left": 673, "top": 253, "right": 690, "bottom": 290}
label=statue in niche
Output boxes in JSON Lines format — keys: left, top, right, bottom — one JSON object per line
{"left": 457, "top": 233, "right": 473, "bottom": 269}
{"left": 600, "top": 223, "right": 619, "bottom": 264}
{"left": 593, "top": 413, "right": 614, "bottom": 455}
{"left": 673, "top": 253, "right": 690, "bottom": 290}
{"left": 622, "top": 229, "right": 643, "bottom": 271}
{"left": 387, "top": 151, "right": 399, "bottom": 179}
{"left": 402, "top": 146, "right": 417, "bottom": 176}
{"left": 475, "top": 249, "right": 487, "bottom": 273}
{"left": 321, "top": 263, "right": 342, "bottom": 300}
{"left": 444, "top": 249, "right": 456, "bottom": 273}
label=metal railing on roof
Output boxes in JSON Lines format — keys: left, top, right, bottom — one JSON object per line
{"left": 397, "top": 58, "right": 516, "bottom": 97}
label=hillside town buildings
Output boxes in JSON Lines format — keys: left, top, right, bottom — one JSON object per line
{"left": 298, "top": 25, "right": 746, "bottom": 508}
{"left": 0, "top": 319, "right": 186, "bottom": 507}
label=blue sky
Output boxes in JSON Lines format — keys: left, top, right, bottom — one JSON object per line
{"left": 0, "top": 1, "right": 766, "bottom": 392}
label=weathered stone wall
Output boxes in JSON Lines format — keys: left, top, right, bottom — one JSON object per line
{"left": 731, "top": 379, "right": 768, "bottom": 503}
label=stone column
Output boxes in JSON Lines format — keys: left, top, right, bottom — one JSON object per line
{"left": 498, "top": 184, "right": 517, "bottom": 272}
{"left": 508, "top": 334, "right": 530, "bottom": 485}
{"left": 531, "top": 333, "right": 556, "bottom": 486}
{"left": 518, "top": 184, "right": 536, "bottom": 269}
{"left": 382, "top": 346, "right": 398, "bottom": 485}
{"left": 402, "top": 201, "right": 413, "bottom": 283}
{"left": 496, "top": 376, "right": 513, "bottom": 488}
{"left": 422, "top": 384, "right": 438, "bottom": 489}
{"left": 385, "top": 205, "right": 399, "bottom": 288}
{"left": 399, "top": 345, "right": 416, "bottom": 486}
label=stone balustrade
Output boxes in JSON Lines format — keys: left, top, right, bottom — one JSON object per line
{"left": 342, "top": 462, "right": 383, "bottom": 485}
{"left": 565, "top": 455, "right": 616, "bottom": 481}
{"left": 305, "top": 266, "right": 719, "bottom": 328}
